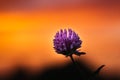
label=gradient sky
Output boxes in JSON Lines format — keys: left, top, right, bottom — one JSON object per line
{"left": 0, "top": 0, "right": 120, "bottom": 77}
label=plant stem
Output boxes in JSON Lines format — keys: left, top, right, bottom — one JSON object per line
{"left": 70, "top": 55, "right": 76, "bottom": 66}
{"left": 69, "top": 55, "right": 87, "bottom": 79}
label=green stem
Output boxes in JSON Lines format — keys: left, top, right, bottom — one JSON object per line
{"left": 70, "top": 55, "right": 76, "bottom": 66}
{"left": 70, "top": 55, "right": 86, "bottom": 79}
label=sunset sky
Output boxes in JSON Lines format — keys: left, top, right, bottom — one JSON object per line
{"left": 0, "top": 0, "right": 120, "bottom": 77}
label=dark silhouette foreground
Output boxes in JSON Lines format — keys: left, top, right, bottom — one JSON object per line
{"left": 0, "top": 61, "right": 119, "bottom": 80}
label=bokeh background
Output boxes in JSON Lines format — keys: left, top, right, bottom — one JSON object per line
{"left": 0, "top": 0, "right": 120, "bottom": 79}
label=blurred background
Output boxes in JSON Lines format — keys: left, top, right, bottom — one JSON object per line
{"left": 0, "top": 0, "right": 120, "bottom": 79}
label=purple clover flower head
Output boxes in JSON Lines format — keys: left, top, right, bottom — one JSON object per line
{"left": 53, "top": 29, "right": 83, "bottom": 56}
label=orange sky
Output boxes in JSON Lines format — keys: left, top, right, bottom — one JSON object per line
{"left": 0, "top": 3, "right": 120, "bottom": 77}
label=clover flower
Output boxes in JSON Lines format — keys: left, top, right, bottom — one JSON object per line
{"left": 53, "top": 29, "right": 84, "bottom": 56}
{"left": 53, "top": 29, "right": 104, "bottom": 80}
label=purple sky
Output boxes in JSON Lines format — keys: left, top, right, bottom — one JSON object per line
{"left": 0, "top": 0, "right": 120, "bottom": 11}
